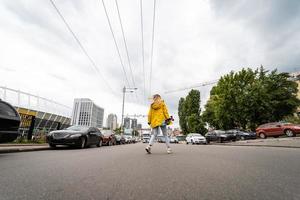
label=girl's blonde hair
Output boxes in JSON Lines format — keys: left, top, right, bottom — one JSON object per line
{"left": 153, "top": 94, "right": 161, "bottom": 99}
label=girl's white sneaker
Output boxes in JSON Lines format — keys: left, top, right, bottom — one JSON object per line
{"left": 145, "top": 146, "right": 151, "bottom": 154}
{"left": 167, "top": 147, "right": 172, "bottom": 154}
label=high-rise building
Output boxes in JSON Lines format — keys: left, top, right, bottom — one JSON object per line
{"left": 106, "top": 113, "right": 118, "bottom": 130}
{"left": 124, "top": 117, "right": 130, "bottom": 129}
{"left": 137, "top": 123, "right": 142, "bottom": 130}
{"left": 131, "top": 119, "right": 137, "bottom": 129}
{"left": 71, "top": 98, "right": 104, "bottom": 127}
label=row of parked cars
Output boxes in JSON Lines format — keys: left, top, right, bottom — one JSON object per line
{"left": 46, "top": 125, "right": 139, "bottom": 148}
{"left": 185, "top": 129, "right": 258, "bottom": 145}
{"left": 185, "top": 122, "right": 300, "bottom": 145}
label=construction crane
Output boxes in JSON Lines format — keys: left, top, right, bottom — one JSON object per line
{"left": 125, "top": 114, "right": 147, "bottom": 118}
{"left": 164, "top": 80, "right": 219, "bottom": 94}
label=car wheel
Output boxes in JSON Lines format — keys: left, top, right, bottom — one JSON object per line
{"left": 186, "top": 141, "right": 189, "bottom": 145}
{"left": 259, "top": 133, "right": 266, "bottom": 139}
{"left": 285, "top": 129, "right": 295, "bottom": 137}
{"left": 79, "top": 137, "right": 86, "bottom": 149}
{"left": 97, "top": 139, "right": 103, "bottom": 147}
{"left": 49, "top": 143, "right": 56, "bottom": 148}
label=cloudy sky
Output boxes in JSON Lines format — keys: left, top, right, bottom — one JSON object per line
{"left": 1, "top": 0, "right": 300, "bottom": 128}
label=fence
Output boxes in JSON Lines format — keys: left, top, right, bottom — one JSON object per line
{"left": 0, "top": 86, "right": 72, "bottom": 117}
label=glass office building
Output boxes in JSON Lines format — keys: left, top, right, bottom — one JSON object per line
{"left": 71, "top": 98, "right": 104, "bottom": 128}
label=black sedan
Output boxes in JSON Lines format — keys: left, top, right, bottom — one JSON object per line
{"left": 226, "top": 129, "right": 256, "bottom": 140}
{"left": 46, "top": 126, "right": 103, "bottom": 148}
{"left": 0, "top": 99, "right": 21, "bottom": 143}
{"left": 205, "top": 130, "right": 237, "bottom": 143}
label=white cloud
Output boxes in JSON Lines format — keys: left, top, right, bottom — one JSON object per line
{"left": 1, "top": 0, "right": 300, "bottom": 128}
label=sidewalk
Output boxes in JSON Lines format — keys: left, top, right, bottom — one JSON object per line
{"left": 0, "top": 143, "right": 49, "bottom": 154}
{"left": 216, "top": 137, "right": 300, "bottom": 148}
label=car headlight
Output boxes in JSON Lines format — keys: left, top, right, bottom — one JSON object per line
{"left": 69, "top": 134, "right": 82, "bottom": 138}
{"left": 48, "top": 132, "right": 55, "bottom": 136}
{"left": 220, "top": 135, "right": 227, "bottom": 137}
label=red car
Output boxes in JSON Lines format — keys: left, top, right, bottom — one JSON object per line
{"left": 256, "top": 122, "right": 300, "bottom": 139}
{"left": 101, "top": 130, "right": 116, "bottom": 146}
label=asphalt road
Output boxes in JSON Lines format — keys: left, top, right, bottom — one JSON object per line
{"left": 0, "top": 143, "right": 299, "bottom": 200}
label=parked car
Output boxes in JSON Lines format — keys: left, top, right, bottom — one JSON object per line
{"left": 134, "top": 137, "right": 141, "bottom": 143}
{"left": 47, "top": 125, "right": 103, "bottom": 148}
{"left": 157, "top": 135, "right": 167, "bottom": 143}
{"left": 176, "top": 135, "right": 186, "bottom": 144}
{"left": 124, "top": 135, "right": 133, "bottom": 144}
{"left": 115, "top": 134, "right": 125, "bottom": 145}
{"left": 131, "top": 137, "right": 136, "bottom": 143}
{"left": 0, "top": 99, "right": 21, "bottom": 143}
{"left": 256, "top": 122, "right": 300, "bottom": 139}
{"left": 101, "top": 130, "right": 117, "bottom": 146}
{"left": 186, "top": 133, "right": 207, "bottom": 144}
{"left": 205, "top": 130, "right": 237, "bottom": 143}
{"left": 142, "top": 132, "right": 151, "bottom": 143}
{"left": 170, "top": 137, "right": 178, "bottom": 143}
{"left": 226, "top": 129, "right": 256, "bottom": 140}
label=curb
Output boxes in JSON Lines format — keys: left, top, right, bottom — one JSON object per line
{"left": 0, "top": 144, "right": 47, "bottom": 147}
{"left": 0, "top": 147, "right": 50, "bottom": 154}
{"left": 213, "top": 143, "right": 300, "bottom": 149}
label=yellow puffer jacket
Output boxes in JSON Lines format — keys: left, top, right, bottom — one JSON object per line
{"left": 148, "top": 100, "right": 171, "bottom": 128}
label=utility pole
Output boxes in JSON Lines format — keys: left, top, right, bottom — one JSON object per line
{"left": 121, "top": 87, "right": 125, "bottom": 135}
{"left": 121, "top": 86, "right": 137, "bottom": 136}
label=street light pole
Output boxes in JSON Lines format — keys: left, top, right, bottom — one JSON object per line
{"left": 120, "top": 86, "right": 137, "bottom": 136}
{"left": 121, "top": 86, "right": 126, "bottom": 136}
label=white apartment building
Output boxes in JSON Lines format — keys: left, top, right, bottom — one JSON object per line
{"left": 71, "top": 98, "right": 104, "bottom": 127}
{"left": 106, "top": 113, "right": 118, "bottom": 130}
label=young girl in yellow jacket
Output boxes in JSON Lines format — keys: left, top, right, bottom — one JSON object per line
{"left": 146, "top": 94, "right": 173, "bottom": 154}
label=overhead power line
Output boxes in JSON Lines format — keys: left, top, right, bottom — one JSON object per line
{"left": 164, "top": 80, "right": 219, "bottom": 94}
{"left": 115, "top": 0, "right": 136, "bottom": 88}
{"left": 100, "top": 0, "right": 131, "bottom": 88}
{"left": 115, "top": 0, "right": 140, "bottom": 103}
{"left": 49, "top": 0, "right": 115, "bottom": 93}
{"left": 149, "top": 0, "right": 157, "bottom": 96}
{"left": 140, "top": 0, "right": 146, "bottom": 103}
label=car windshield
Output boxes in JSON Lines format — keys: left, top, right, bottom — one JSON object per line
{"left": 0, "top": 102, "right": 17, "bottom": 117}
{"left": 282, "top": 123, "right": 292, "bottom": 125}
{"left": 192, "top": 134, "right": 202, "bottom": 137}
{"left": 215, "top": 130, "right": 225, "bottom": 135}
{"left": 176, "top": 136, "right": 186, "bottom": 141}
{"left": 102, "top": 131, "right": 112, "bottom": 136}
{"left": 66, "top": 126, "right": 89, "bottom": 132}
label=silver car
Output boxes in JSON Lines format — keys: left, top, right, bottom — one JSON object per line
{"left": 186, "top": 133, "right": 207, "bottom": 145}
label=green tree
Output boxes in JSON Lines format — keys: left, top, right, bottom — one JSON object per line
{"left": 178, "top": 97, "right": 188, "bottom": 134}
{"left": 114, "top": 127, "right": 122, "bottom": 135}
{"left": 178, "top": 90, "right": 207, "bottom": 135}
{"left": 202, "top": 67, "right": 300, "bottom": 130}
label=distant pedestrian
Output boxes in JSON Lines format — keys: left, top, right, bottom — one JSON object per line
{"left": 145, "top": 94, "right": 173, "bottom": 154}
